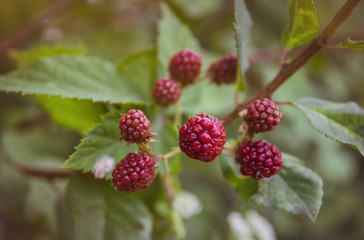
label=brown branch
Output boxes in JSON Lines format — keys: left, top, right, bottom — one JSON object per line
{"left": 7, "top": 160, "right": 71, "bottom": 179}
{"left": 0, "top": 0, "right": 75, "bottom": 58}
{"left": 223, "top": 0, "right": 361, "bottom": 126}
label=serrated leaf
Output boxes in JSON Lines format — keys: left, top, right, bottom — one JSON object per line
{"left": 220, "top": 155, "right": 258, "bottom": 201}
{"left": 37, "top": 95, "right": 106, "bottom": 132}
{"left": 118, "top": 48, "right": 157, "bottom": 102}
{"left": 65, "top": 174, "right": 152, "bottom": 240}
{"left": 10, "top": 44, "right": 86, "bottom": 67}
{"left": 341, "top": 38, "right": 364, "bottom": 52}
{"left": 157, "top": 3, "right": 202, "bottom": 78}
{"left": 282, "top": 0, "right": 320, "bottom": 50}
{"left": 234, "top": 0, "right": 252, "bottom": 88}
{"left": 62, "top": 110, "right": 138, "bottom": 178}
{"left": 0, "top": 55, "right": 144, "bottom": 104}
{"left": 293, "top": 97, "right": 364, "bottom": 156}
{"left": 254, "top": 153, "right": 323, "bottom": 222}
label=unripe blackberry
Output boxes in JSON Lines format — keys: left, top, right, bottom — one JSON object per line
{"left": 244, "top": 98, "right": 282, "bottom": 133}
{"left": 235, "top": 140, "right": 282, "bottom": 179}
{"left": 208, "top": 54, "right": 238, "bottom": 85}
{"left": 119, "top": 109, "right": 153, "bottom": 143}
{"left": 179, "top": 113, "right": 226, "bottom": 162}
{"left": 112, "top": 153, "right": 155, "bottom": 193}
{"left": 153, "top": 77, "right": 181, "bottom": 107}
{"left": 168, "top": 49, "right": 202, "bottom": 86}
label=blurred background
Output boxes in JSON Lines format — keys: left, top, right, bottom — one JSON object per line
{"left": 1, "top": 0, "right": 364, "bottom": 239}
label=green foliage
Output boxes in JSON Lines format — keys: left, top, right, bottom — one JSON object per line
{"left": 234, "top": 0, "right": 252, "bottom": 93}
{"left": 65, "top": 174, "right": 152, "bottom": 240}
{"left": 157, "top": 3, "right": 202, "bottom": 78}
{"left": 220, "top": 153, "right": 323, "bottom": 221}
{"left": 294, "top": 97, "right": 364, "bottom": 156}
{"left": 282, "top": 0, "right": 320, "bottom": 50}
{"left": 118, "top": 48, "right": 157, "bottom": 102}
{"left": 220, "top": 155, "right": 258, "bottom": 201}
{"left": 254, "top": 153, "right": 323, "bottom": 222}
{"left": 10, "top": 44, "right": 86, "bottom": 67}
{"left": 341, "top": 38, "right": 364, "bottom": 52}
{"left": 0, "top": 55, "right": 143, "bottom": 104}
{"left": 37, "top": 95, "right": 106, "bottom": 132}
{"left": 62, "top": 110, "right": 137, "bottom": 178}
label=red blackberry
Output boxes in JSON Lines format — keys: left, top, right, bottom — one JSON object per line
{"left": 244, "top": 98, "right": 282, "bottom": 133}
{"left": 208, "top": 54, "right": 238, "bottom": 85}
{"left": 119, "top": 109, "right": 153, "bottom": 143}
{"left": 179, "top": 113, "right": 226, "bottom": 162}
{"left": 112, "top": 153, "right": 155, "bottom": 193}
{"left": 168, "top": 49, "right": 202, "bottom": 86}
{"left": 153, "top": 77, "right": 181, "bottom": 107}
{"left": 235, "top": 140, "right": 282, "bottom": 179}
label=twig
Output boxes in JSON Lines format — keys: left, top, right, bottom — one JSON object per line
{"left": 222, "top": 0, "right": 361, "bottom": 126}
{"left": 7, "top": 159, "right": 70, "bottom": 179}
{"left": 0, "top": 0, "right": 75, "bottom": 58}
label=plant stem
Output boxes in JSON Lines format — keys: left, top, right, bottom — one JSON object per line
{"left": 163, "top": 147, "right": 181, "bottom": 161}
{"left": 222, "top": 0, "right": 361, "bottom": 126}
{"left": 7, "top": 160, "right": 70, "bottom": 179}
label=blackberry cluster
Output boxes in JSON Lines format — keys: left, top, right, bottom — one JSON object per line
{"left": 179, "top": 113, "right": 226, "bottom": 162}
{"left": 119, "top": 109, "right": 152, "bottom": 143}
{"left": 244, "top": 98, "right": 282, "bottom": 133}
{"left": 153, "top": 77, "right": 181, "bottom": 107}
{"left": 112, "top": 153, "right": 155, "bottom": 193}
{"left": 235, "top": 140, "right": 282, "bottom": 179}
{"left": 168, "top": 49, "right": 202, "bottom": 86}
{"left": 208, "top": 54, "right": 238, "bottom": 85}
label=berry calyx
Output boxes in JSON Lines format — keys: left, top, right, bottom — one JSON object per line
{"left": 235, "top": 140, "right": 282, "bottom": 179}
{"left": 153, "top": 77, "right": 181, "bottom": 107}
{"left": 244, "top": 98, "right": 282, "bottom": 133}
{"left": 168, "top": 49, "right": 202, "bottom": 86}
{"left": 112, "top": 152, "right": 155, "bottom": 193}
{"left": 179, "top": 113, "right": 226, "bottom": 162}
{"left": 119, "top": 109, "right": 153, "bottom": 143}
{"left": 207, "top": 54, "right": 238, "bottom": 85}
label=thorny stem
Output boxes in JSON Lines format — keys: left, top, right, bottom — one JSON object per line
{"left": 222, "top": 0, "right": 361, "bottom": 126}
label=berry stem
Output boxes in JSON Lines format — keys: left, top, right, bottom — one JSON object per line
{"left": 138, "top": 142, "right": 153, "bottom": 155}
{"left": 163, "top": 147, "right": 181, "bottom": 161}
{"left": 273, "top": 100, "right": 294, "bottom": 106}
{"left": 222, "top": 0, "right": 360, "bottom": 126}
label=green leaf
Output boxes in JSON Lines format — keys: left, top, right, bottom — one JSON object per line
{"left": 235, "top": 65, "right": 245, "bottom": 93}
{"left": 157, "top": 3, "right": 202, "bottom": 78}
{"left": 37, "top": 95, "right": 106, "bottom": 132}
{"left": 0, "top": 55, "right": 144, "bottom": 104}
{"left": 65, "top": 174, "right": 153, "bottom": 240}
{"left": 118, "top": 48, "right": 157, "bottom": 102}
{"left": 62, "top": 110, "right": 138, "bottom": 178}
{"left": 10, "top": 44, "right": 86, "bottom": 67}
{"left": 254, "top": 153, "right": 323, "bottom": 222}
{"left": 293, "top": 97, "right": 364, "bottom": 156}
{"left": 341, "top": 38, "right": 364, "bottom": 52}
{"left": 234, "top": 0, "right": 252, "bottom": 90}
{"left": 282, "top": 0, "right": 320, "bottom": 50}
{"left": 181, "top": 80, "right": 236, "bottom": 116}
{"left": 220, "top": 155, "right": 258, "bottom": 201}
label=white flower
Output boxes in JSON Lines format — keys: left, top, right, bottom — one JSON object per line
{"left": 227, "top": 211, "right": 253, "bottom": 240}
{"left": 172, "top": 191, "right": 203, "bottom": 219}
{"left": 92, "top": 155, "right": 115, "bottom": 179}
{"left": 245, "top": 210, "right": 276, "bottom": 240}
